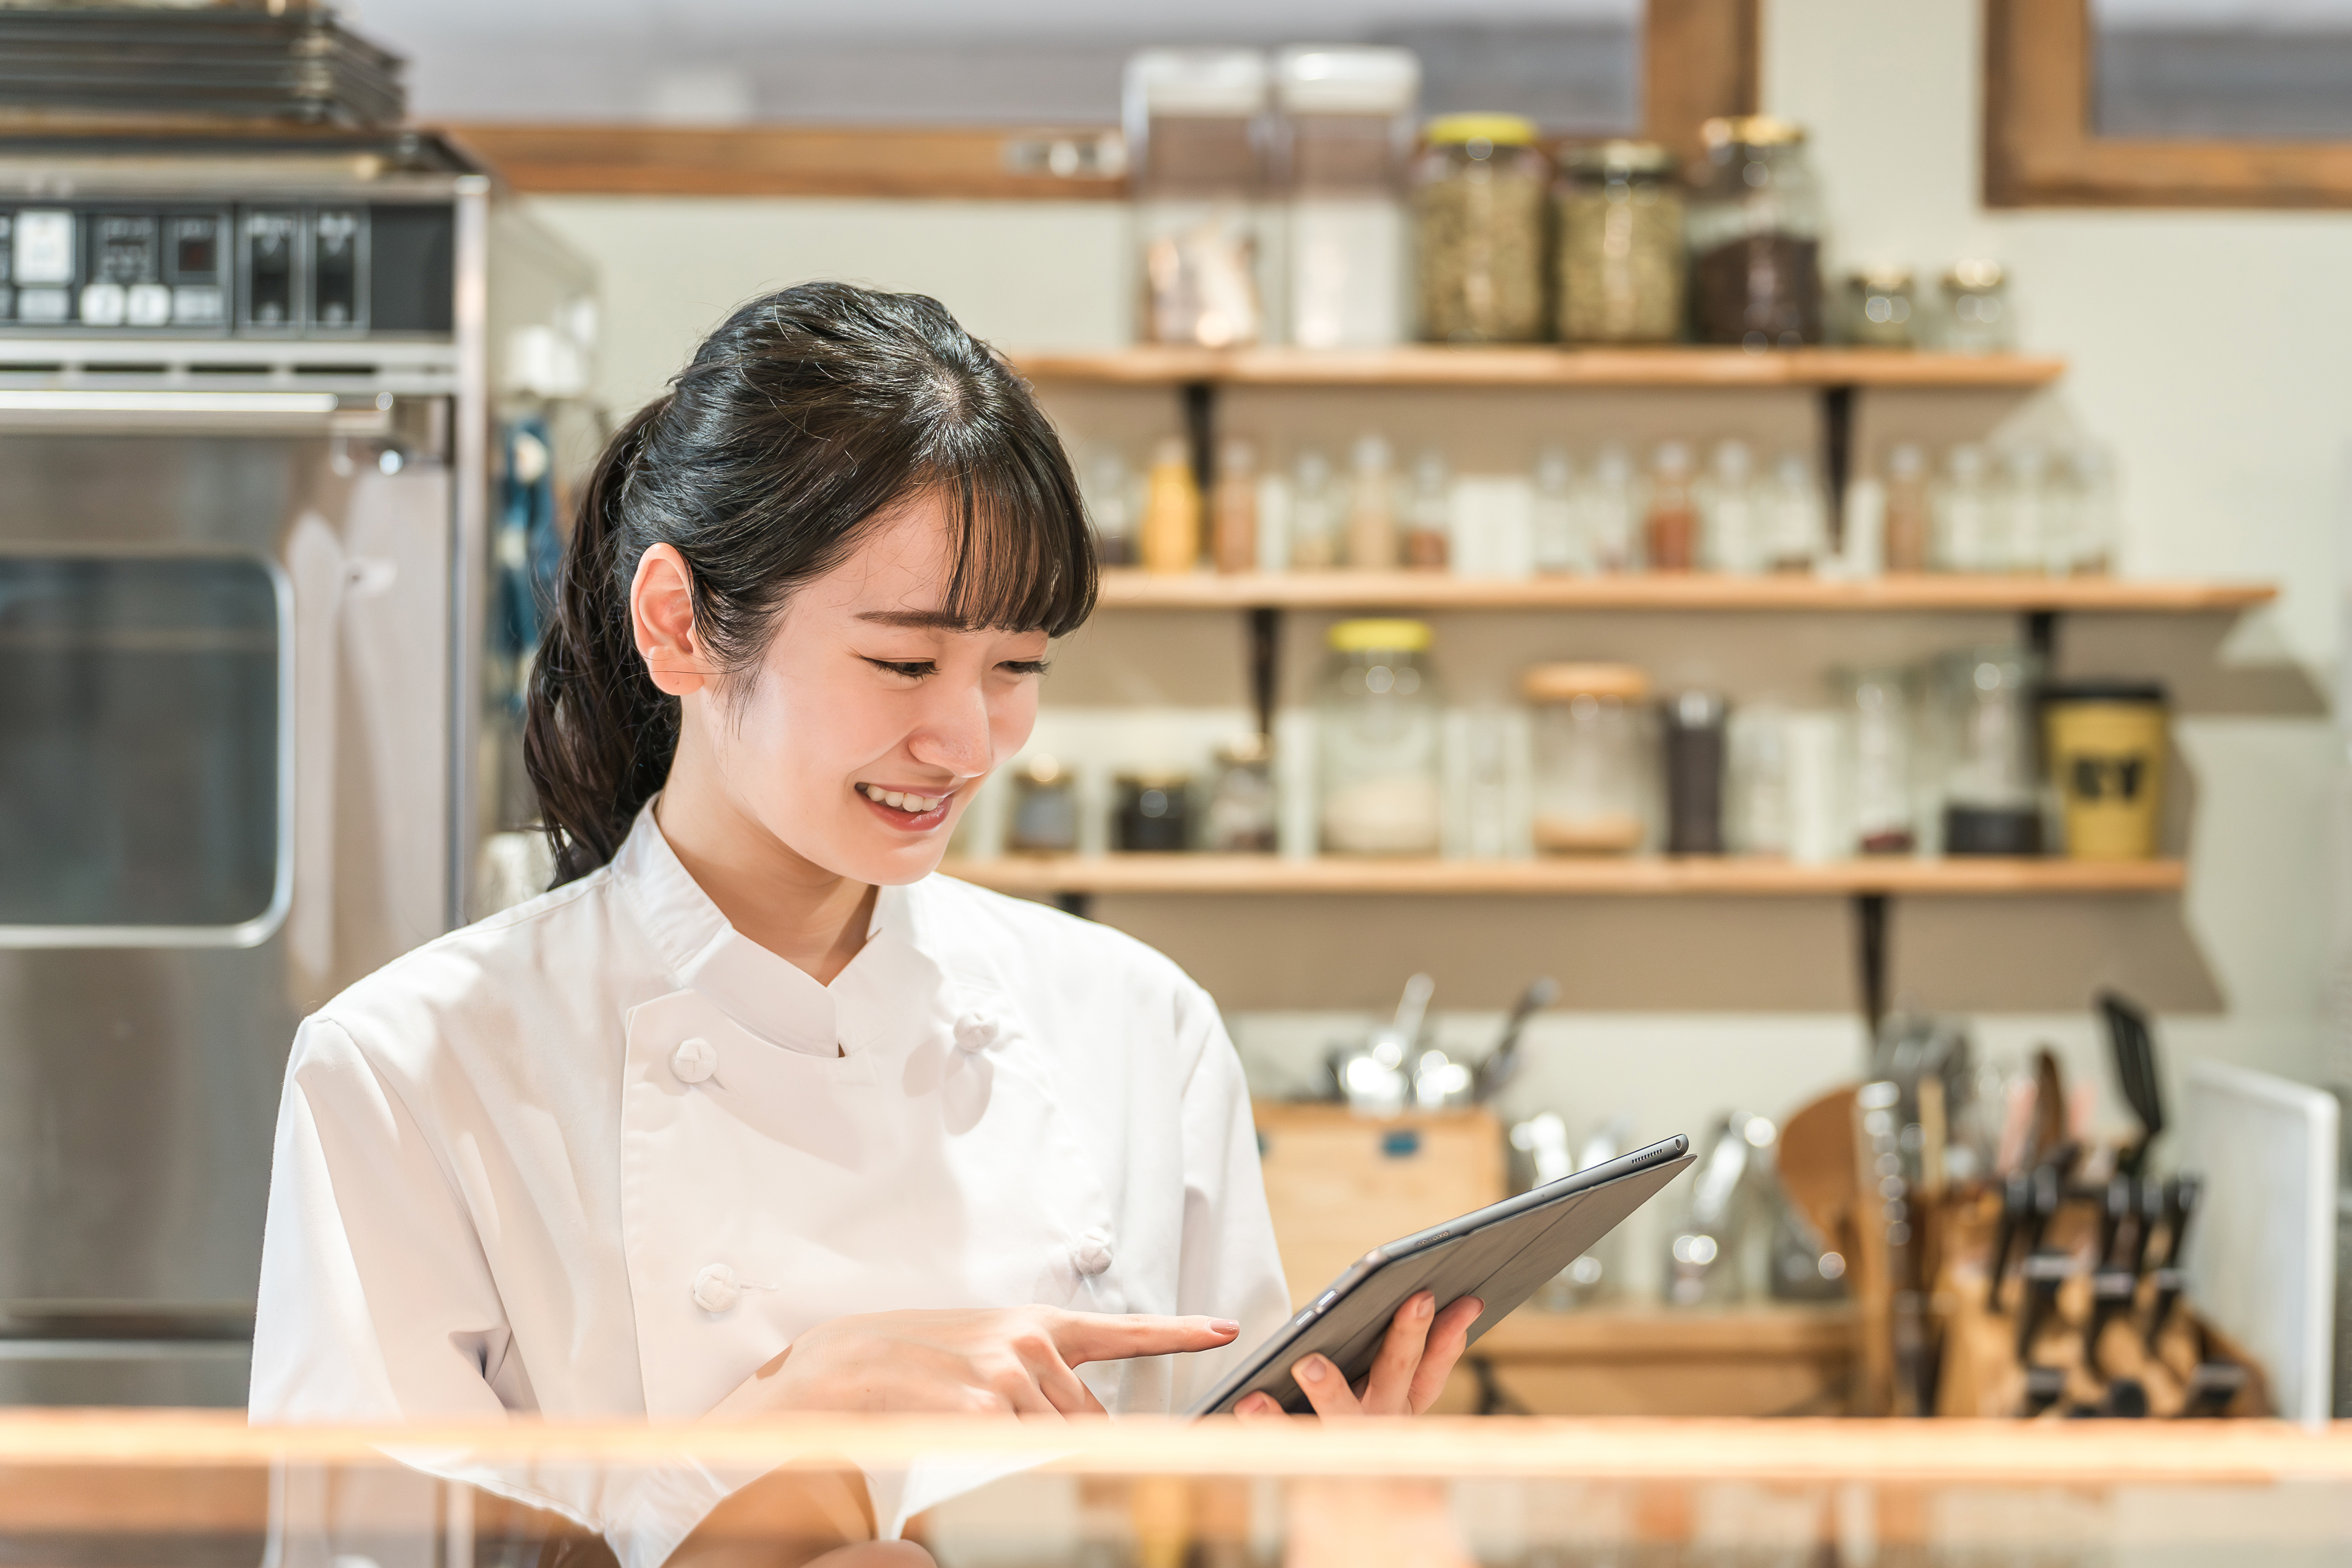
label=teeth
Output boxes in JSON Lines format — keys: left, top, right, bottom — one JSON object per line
{"left": 861, "top": 784, "right": 945, "bottom": 814}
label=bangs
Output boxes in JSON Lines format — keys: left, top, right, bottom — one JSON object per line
{"left": 928, "top": 438, "right": 1099, "bottom": 639}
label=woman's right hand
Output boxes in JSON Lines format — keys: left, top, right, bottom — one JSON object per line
{"left": 708, "top": 1308, "right": 1241, "bottom": 1418}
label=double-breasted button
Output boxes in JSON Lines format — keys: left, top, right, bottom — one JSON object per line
{"left": 1072, "top": 1228, "right": 1114, "bottom": 1277}
{"left": 671, "top": 1037, "right": 718, "bottom": 1083}
{"left": 954, "top": 1011, "right": 1001, "bottom": 1054}
{"left": 692, "top": 1263, "right": 739, "bottom": 1313}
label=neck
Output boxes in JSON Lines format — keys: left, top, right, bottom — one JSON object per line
{"left": 653, "top": 733, "right": 876, "bottom": 987}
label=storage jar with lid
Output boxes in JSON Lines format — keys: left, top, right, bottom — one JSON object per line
{"left": 1006, "top": 754, "right": 1079, "bottom": 854}
{"left": 1319, "top": 619, "right": 1443, "bottom": 855}
{"left": 1930, "top": 646, "right": 2044, "bottom": 856}
{"left": 1554, "top": 140, "right": 1685, "bottom": 344}
{"left": 1840, "top": 265, "right": 1917, "bottom": 349}
{"left": 1203, "top": 734, "right": 1278, "bottom": 852}
{"left": 1837, "top": 666, "right": 1916, "bottom": 855}
{"left": 1125, "top": 49, "right": 1270, "bottom": 348}
{"left": 1939, "top": 259, "right": 2011, "bottom": 354}
{"left": 1276, "top": 45, "right": 1418, "bottom": 349}
{"left": 1114, "top": 770, "right": 1194, "bottom": 852}
{"left": 1687, "top": 116, "right": 1825, "bottom": 348}
{"left": 1524, "top": 663, "right": 1650, "bottom": 855}
{"left": 1411, "top": 113, "right": 1547, "bottom": 343}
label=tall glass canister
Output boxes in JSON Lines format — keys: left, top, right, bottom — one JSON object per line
{"left": 1687, "top": 116, "right": 1825, "bottom": 349}
{"left": 1554, "top": 140, "right": 1685, "bottom": 344}
{"left": 1126, "top": 49, "right": 1270, "bottom": 348}
{"left": 1276, "top": 45, "right": 1418, "bottom": 349}
{"left": 1411, "top": 114, "right": 1548, "bottom": 342}
{"left": 1319, "top": 619, "right": 1444, "bottom": 855}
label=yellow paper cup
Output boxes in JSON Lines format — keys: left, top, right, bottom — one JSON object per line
{"left": 2042, "top": 684, "right": 2168, "bottom": 861}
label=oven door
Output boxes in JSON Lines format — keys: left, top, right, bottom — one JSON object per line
{"left": 0, "top": 393, "right": 454, "bottom": 1403}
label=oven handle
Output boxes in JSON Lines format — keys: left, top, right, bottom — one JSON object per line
{"left": 0, "top": 389, "right": 386, "bottom": 435}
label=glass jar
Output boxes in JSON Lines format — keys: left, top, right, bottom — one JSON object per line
{"left": 1319, "top": 619, "right": 1443, "bottom": 856}
{"left": 1006, "top": 754, "right": 1079, "bottom": 854}
{"left": 1114, "top": 770, "right": 1194, "bottom": 852}
{"left": 1931, "top": 646, "right": 2044, "bottom": 856}
{"left": 1411, "top": 113, "right": 1548, "bottom": 343}
{"left": 1126, "top": 49, "right": 1269, "bottom": 348}
{"left": 1524, "top": 663, "right": 1650, "bottom": 855}
{"left": 1837, "top": 666, "right": 1916, "bottom": 856}
{"left": 1554, "top": 140, "right": 1685, "bottom": 344}
{"left": 1840, "top": 265, "right": 1917, "bottom": 349}
{"left": 1687, "top": 116, "right": 1825, "bottom": 349}
{"left": 1202, "top": 734, "right": 1278, "bottom": 852}
{"left": 1277, "top": 45, "right": 1417, "bottom": 349}
{"left": 1940, "top": 259, "right": 2012, "bottom": 354}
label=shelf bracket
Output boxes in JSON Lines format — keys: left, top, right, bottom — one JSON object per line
{"left": 1854, "top": 891, "right": 1890, "bottom": 1052}
{"left": 1182, "top": 378, "right": 1217, "bottom": 500}
{"left": 2024, "top": 608, "right": 2058, "bottom": 670}
{"left": 1248, "top": 605, "right": 1281, "bottom": 740}
{"left": 1821, "top": 383, "right": 1857, "bottom": 550}
{"left": 1055, "top": 891, "right": 1095, "bottom": 921}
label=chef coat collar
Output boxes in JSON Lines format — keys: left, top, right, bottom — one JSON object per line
{"left": 610, "top": 798, "right": 923, "bottom": 1058}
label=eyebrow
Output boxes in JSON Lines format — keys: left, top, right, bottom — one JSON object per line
{"left": 855, "top": 609, "right": 970, "bottom": 629}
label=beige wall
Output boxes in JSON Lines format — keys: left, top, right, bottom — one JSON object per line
{"left": 521, "top": 0, "right": 2347, "bottom": 1269}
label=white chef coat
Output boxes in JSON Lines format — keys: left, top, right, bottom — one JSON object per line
{"left": 249, "top": 801, "right": 1290, "bottom": 1566}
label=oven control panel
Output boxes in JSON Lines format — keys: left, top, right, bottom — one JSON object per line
{"left": 0, "top": 201, "right": 454, "bottom": 337}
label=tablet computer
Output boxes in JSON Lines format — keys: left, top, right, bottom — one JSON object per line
{"left": 1190, "top": 1132, "right": 1694, "bottom": 1416}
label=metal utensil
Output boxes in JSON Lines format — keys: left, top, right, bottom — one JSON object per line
{"left": 1472, "top": 976, "right": 1559, "bottom": 1104}
{"left": 2100, "top": 990, "right": 2167, "bottom": 1177}
{"left": 1333, "top": 973, "right": 1434, "bottom": 1116}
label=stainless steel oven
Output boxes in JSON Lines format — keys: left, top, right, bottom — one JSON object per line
{"left": 0, "top": 132, "right": 595, "bottom": 1403}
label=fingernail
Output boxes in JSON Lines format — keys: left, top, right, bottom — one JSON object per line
{"left": 1297, "top": 1357, "right": 1325, "bottom": 1383}
{"left": 1415, "top": 1294, "right": 1434, "bottom": 1320}
{"left": 1211, "top": 1319, "right": 1240, "bottom": 1334}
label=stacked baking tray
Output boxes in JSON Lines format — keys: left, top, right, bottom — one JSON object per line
{"left": 0, "top": 7, "right": 405, "bottom": 126}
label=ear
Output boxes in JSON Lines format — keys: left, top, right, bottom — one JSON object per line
{"left": 630, "top": 543, "right": 711, "bottom": 696}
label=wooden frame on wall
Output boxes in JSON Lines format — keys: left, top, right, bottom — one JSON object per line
{"left": 1985, "top": 0, "right": 2352, "bottom": 208}
{"left": 440, "top": 0, "right": 1759, "bottom": 199}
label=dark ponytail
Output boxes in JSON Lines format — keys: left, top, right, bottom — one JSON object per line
{"left": 523, "top": 282, "right": 1097, "bottom": 886}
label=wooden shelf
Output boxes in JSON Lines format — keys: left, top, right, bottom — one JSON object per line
{"left": 942, "top": 855, "right": 2187, "bottom": 898}
{"left": 1093, "top": 568, "right": 2275, "bottom": 614}
{"left": 1012, "top": 345, "right": 2069, "bottom": 389}
{"left": 1477, "top": 1305, "right": 1856, "bottom": 1360}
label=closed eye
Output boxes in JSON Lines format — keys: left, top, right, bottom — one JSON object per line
{"left": 999, "top": 659, "right": 1050, "bottom": 677}
{"left": 864, "top": 657, "right": 936, "bottom": 679}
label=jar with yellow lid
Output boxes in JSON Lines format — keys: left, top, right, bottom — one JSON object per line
{"left": 1411, "top": 113, "right": 1548, "bottom": 343}
{"left": 1523, "top": 663, "right": 1650, "bottom": 855}
{"left": 1319, "top": 619, "right": 1444, "bottom": 856}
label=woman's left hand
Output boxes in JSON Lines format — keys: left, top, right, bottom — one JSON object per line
{"left": 1232, "top": 1290, "right": 1482, "bottom": 1418}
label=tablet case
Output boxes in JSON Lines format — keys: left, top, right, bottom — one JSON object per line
{"left": 1192, "top": 1133, "right": 1694, "bottom": 1415}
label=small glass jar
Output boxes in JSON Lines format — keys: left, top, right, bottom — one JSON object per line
{"left": 1687, "top": 116, "right": 1825, "bottom": 349}
{"left": 1202, "top": 734, "right": 1278, "bottom": 852}
{"left": 1006, "top": 754, "right": 1079, "bottom": 854}
{"left": 1114, "top": 770, "right": 1194, "bottom": 852}
{"left": 1319, "top": 619, "right": 1443, "bottom": 856}
{"left": 1838, "top": 666, "right": 1916, "bottom": 856}
{"left": 1524, "top": 663, "right": 1650, "bottom": 855}
{"left": 1840, "top": 265, "right": 1917, "bottom": 349}
{"left": 1411, "top": 113, "right": 1548, "bottom": 343}
{"left": 1930, "top": 646, "right": 2044, "bottom": 857}
{"left": 1554, "top": 140, "right": 1685, "bottom": 344}
{"left": 1940, "top": 259, "right": 2012, "bottom": 354}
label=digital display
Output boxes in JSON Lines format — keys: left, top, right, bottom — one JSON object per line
{"left": 168, "top": 216, "right": 219, "bottom": 283}
{"left": 94, "top": 216, "right": 159, "bottom": 286}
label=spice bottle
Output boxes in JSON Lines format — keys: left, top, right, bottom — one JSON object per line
{"left": 1554, "top": 140, "right": 1685, "bottom": 344}
{"left": 1761, "top": 452, "right": 1826, "bottom": 573}
{"left": 1530, "top": 446, "right": 1583, "bottom": 575}
{"left": 1839, "top": 667, "right": 1915, "bottom": 855}
{"left": 1346, "top": 434, "right": 1399, "bottom": 568}
{"left": 1582, "top": 442, "right": 1638, "bottom": 572}
{"left": 1934, "top": 445, "right": 1991, "bottom": 571}
{"left": 1290, "top": 447, "right": 1341, "bottom": 569}
{"left": 1644, "top": 441, "right": 1699, "bottom": 571}
{"left": 1698, "top": 439, "right": 1759, "bottom": 575}
{"left": 1085, "top": 448, "right": 1136, "bottom": 567}
{"left": 1687, "top": 116, "right": 1825, "bottom": 348}
{"left": 1140, "top": 436, "right": 1202, "bottom": 574}
{"left": 1211, "top": 436, "right": 1260, "bottom": 574}
{"left": 1882, "top": 443, "right": 1931, "bottom": 573}
{"left": 1411, "top": 114, "right": 1548, "bottom": 343}
{"left": 1403, "top": 449, "right": 1451, "bottom": 570}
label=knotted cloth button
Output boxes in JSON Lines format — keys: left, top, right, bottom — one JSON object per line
{"left": 671, "top": 1037, "right": 718, "bottom": 1083}
{"left": 954, "top": 1011, "right": 1001, "bottom": 1054}
{"left": 1072, "top": 1229, "right": 1114, "bottom": 1277}
{"left": 692, "top": 1263, "right": 740, "bottom": 1313}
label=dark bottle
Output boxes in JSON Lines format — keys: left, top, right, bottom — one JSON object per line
{"left": 1661, "top": 690, "right": 1729, "bottom": 855}
{"left": 1114, "top": 771, "right": 1193, "bottom": 852}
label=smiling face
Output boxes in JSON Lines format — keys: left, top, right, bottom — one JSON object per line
{"left": 633, "top": 492, "right": 1050, "bottom": 889}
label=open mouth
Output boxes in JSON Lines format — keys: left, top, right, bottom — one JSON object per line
{"left": 855, "top": 782, "right": 954, "bottom": 832}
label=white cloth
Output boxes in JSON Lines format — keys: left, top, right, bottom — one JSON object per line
{"left": 249, "top": 803, "right": 1290, "bottom": 1566}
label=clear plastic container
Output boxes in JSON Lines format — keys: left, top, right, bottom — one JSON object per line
{"left": 1126, "top": 49, "right": 1270, "bottom": 348}
{"left": 1276, "top": 46, "right": 1417, "bottom": 349}
{"left": 1524, "top": 663, "right": 1650, "bottom": 855}
{"left": 1687, "top": 116, "right": 1825, "bottom": 349}
{"left": 1411, "top": 113, "right": 1548, "bottom": 343}
{"left": 1553, "top": 139, "right": 1685, "bottom": 344}
{"left": 1319, "top": 619, "right": 1443, "bottom": 855}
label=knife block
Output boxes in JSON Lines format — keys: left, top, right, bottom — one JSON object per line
{"left": 1252, "top": 1103, "right": 1508, "bottom": 1310}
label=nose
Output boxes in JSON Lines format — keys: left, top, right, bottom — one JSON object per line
{"left": 906, "top": 675, "right": 994, "bottom": 780}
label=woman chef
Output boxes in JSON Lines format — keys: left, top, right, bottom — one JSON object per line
{"left": 249, "top": 284, "right": 1481, "bottom": 1564}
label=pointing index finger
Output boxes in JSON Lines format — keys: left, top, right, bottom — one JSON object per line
{"left": 1050, "top": 1311, "right": 1243, "bottom": 1366}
